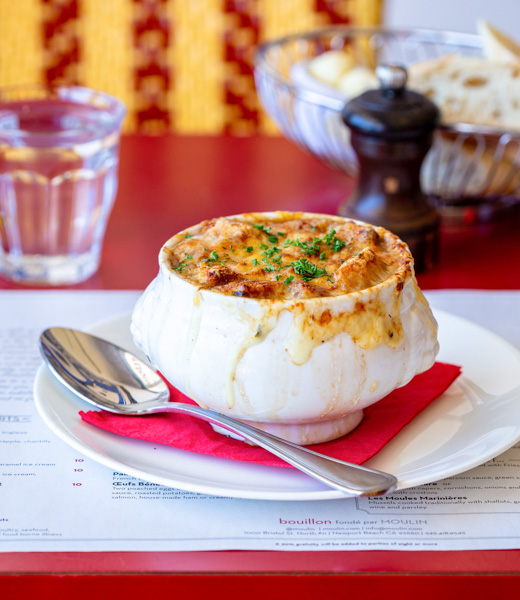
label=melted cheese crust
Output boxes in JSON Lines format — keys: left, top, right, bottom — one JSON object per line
{"left": 165, "top": 212, "right": 412, "bottom": 300}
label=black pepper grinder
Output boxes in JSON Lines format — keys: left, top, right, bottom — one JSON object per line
{"left": 339, "top": 64, "right": 441, "bottom": 272}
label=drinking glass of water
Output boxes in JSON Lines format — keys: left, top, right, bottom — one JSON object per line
{"left": 0, "top": 85, "right": 126, "bottom": 285}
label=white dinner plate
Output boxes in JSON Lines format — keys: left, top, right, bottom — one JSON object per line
{"left": 34, "top": 309, "right": 520, "bottom": 501}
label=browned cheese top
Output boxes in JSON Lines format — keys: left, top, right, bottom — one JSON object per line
{"left": 165, "top": 213, "right": 412, "bottom": 300}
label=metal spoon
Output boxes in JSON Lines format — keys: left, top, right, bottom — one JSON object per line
{"left": 39, "top": 327, "right": 398, "bottom": 497}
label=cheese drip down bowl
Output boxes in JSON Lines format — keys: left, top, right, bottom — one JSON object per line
{"left": 131, "top": 212, "right": 439, "bottom": 445}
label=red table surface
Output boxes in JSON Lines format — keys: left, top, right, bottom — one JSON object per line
{"left": 2, "top": 135, "right": 520, "bottom": 597}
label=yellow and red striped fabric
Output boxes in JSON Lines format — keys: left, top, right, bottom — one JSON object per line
{"left": 0, "top": 0, "right": 382, "bottom": 134}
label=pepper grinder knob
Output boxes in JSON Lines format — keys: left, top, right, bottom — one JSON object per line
{"left": 375, "top": 64, "right": 407, "bottom": 94}
{"left": 339, "top": 64, "right": 441, "bottom": 272}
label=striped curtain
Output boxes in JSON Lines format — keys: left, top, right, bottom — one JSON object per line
{"left": 0, "top": 0, "right": 382, "bottom": 134}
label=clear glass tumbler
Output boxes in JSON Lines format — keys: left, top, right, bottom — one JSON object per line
{"left": 0, "top": 85, "right": 126, "bottom": 285}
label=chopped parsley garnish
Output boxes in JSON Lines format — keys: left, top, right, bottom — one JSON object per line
{"left": 234, "top": 226, "right": 347, "bottom": 283}
{"left": 262, "top": 245, "right": 280, "bottom": 259}
{"left": 322, "top": 229, "right": 346, "bottom": 252}
{"left": 184, "top": 234, "right": 193, "bottom": 239}
{"left": 175, "top": 263, "right": 186, "bottom": 272}
{"left": 252, "top": 223, "right": 285, "bottom": 244}
{"left": 189, "top": 225, "right": 346, "bottom": 286}
{"left": 252, "top": 224, "right": 271, "bottom": 233}
{"left": 284, "top": 237, "right": 321, "bottom": 256}
{"left": 284, "top": 228, "right": 346, "bottom": 258}
{"left": 290, "top": 258, "right": 327, "bottom": 281}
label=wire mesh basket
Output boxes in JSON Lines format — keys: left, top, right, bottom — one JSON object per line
{"left": 255, "top": 26, "right": 520, "bottom": 223}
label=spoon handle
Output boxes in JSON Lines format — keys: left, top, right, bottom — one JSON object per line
{"left": 153, "top": 402, "right": 398, "bottom": 497}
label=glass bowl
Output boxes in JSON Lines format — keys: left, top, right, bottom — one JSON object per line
{"left": 254, "top": 26, "right": 520, "bottom": 223}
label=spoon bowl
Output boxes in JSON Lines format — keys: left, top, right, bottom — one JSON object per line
{"left": 39, "top": 326, "right": 398, "bottom": 497}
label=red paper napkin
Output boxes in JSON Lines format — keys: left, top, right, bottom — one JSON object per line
{"left": 80, "top": 362, "right": 460, "bottom": 467}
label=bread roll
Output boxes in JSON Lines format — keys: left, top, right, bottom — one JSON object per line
{"left": 478, "top": 19, "right": 520, "bottom": 63}
{"left": 408, "top": 54, "right": 520, "bottom": 131}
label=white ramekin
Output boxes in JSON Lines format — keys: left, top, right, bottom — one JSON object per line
{"left": 131, "top": 212, "right": 439, "bottom": 445}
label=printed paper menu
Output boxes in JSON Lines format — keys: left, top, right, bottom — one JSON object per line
{"left": 1, "top": 290, "right": 520, "bottom": 552}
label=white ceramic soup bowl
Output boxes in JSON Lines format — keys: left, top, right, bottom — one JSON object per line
{"left": 131, "top": 212, "right": 438, "bottom": 445}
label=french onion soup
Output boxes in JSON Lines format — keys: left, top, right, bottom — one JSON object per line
{"left": 166, "top": 213, "right": 410, "bottom": 299}
{"left": 131, "top": 212, "right": 438, "bottom": 445}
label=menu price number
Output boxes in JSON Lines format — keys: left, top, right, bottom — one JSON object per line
{"left": 72, "top": 458, "right": 84, "bottom": 488}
